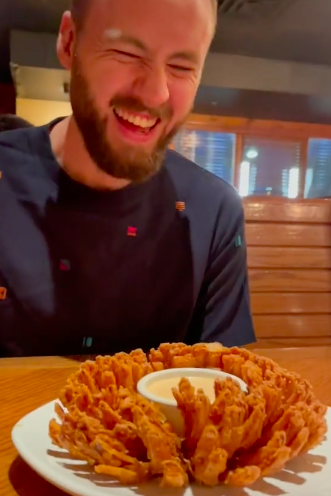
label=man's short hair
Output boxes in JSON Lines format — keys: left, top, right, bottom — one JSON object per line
{"left": 0, "top": 114, "right": 33, "bottom": 133}
{"left": 71, "top": 0, "right": 89, "bottom": 31}
{"left": 71, "top": 0, "right": 218, "bottom": 32}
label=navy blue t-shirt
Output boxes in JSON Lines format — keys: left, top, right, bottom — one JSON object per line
{"left": 0, "top": 124, "right": 255, "bottom": 357}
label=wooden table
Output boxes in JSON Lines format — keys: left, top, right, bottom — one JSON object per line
{"left": 0, "top": 347, "right": 330, "bottom": 496}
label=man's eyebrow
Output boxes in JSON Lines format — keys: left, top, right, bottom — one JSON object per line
{"left": 104, "top": 32, "right": 147, "bottom": 51}
{"left": 104, "top": 31, "right": 199, "bottom": 64}
{"left": 169, "top": 51, "right": 199, "bottom": 64}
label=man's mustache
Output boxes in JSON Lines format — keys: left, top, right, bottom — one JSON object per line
{"left": 110, "top": 95, "right": 173, "bottom": 121}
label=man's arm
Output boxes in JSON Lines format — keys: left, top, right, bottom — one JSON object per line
{"left": 186, "top": 195, "right": 256, "bottom": 348}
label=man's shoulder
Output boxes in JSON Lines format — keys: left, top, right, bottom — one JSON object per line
{"left": 0, "top": 126, "right": 33, "bottom": 151}
{"left": 0, "top": 125, "right": 54, "bottom": 181}
{"left": 0, "top": 127, "right": 38, "bottom": 171}
{"left": 0, "top": 126, "right": 55, "bottom": 209}
{"left": 164, "top": 149, "right": 243, "bottom": 215}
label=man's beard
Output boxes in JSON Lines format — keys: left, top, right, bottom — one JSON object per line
{"left": 70, "top": 57, "right": 189, "bottom": 183}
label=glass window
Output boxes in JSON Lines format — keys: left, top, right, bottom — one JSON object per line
{"left": 238, "top": 137, "right": 302, "bottom": 198}
{"left": 173, "top": 130, "right": 236, "bottom": 185}
{"left": 305, "top": 138, "right": 331, "bottom": 198}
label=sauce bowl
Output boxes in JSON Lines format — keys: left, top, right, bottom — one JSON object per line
{"left": 137, "top": 367, "right": 248, "bottom": 436}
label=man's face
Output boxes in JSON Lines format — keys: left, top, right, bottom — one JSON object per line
{"left": 60, "top": 0, "right": 215, "bottom": 182}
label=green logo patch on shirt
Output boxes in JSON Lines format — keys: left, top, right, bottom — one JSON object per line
{"left": 235, "top": 235, "right": 242, "bottom": 248}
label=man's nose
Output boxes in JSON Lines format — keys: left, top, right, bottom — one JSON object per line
{"left": 132, "top": 66, "right": 170, "bottom": 110}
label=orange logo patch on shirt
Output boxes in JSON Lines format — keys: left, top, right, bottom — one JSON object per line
{"left": 0, "top": 287, "right": 7, "bottom": 300}
{"left": 176, "top": 201, "right": 186, "bottom": 212}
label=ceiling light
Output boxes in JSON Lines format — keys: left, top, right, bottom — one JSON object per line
{"left": 246, "top": 149, "right": 258, "bottom": 159}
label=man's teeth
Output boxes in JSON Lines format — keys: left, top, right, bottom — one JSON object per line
{"left": 114, "top": 107, "right": 157, "bottom": 128}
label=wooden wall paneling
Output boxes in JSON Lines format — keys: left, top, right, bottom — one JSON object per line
{"left": 251, "top": 292, "right": 331, "bottom": 314}
{"left": 243, "top": 199, "right": 331, "bottom": 223}
{"left": 245, "top": 223, "right": 331, "bottom": 247}
{"left": 247, "top": 337, "right": 331, "bottom": 349}
{"left": 247, "top": 247, "right": 331, "bottom": 269}
{"left": 249, "top": 268, "right": 331, "bottom": 292}
{"left": 185, "top": 114, "right": 331, "bottom": 140}
{"left": 245, "top": 200, "right": 331, "bottom": 346}
{"left": 253, "top": 314, "right": 331, "bottom": 339}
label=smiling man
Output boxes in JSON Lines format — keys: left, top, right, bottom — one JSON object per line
{"left": 0, "top": 0, "right": 256, "bottom": 357}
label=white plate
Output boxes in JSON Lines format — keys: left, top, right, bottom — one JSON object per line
{"left": 11, "top": 401, "right": 331, "bottom": 496}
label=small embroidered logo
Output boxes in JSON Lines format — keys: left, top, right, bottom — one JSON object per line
{"left": 127, "top": 226, "right": 137, "bottom": 237}
{"left": 235, "top": 235, "right": 242, "bottom": 248}
{"left": 0, "top": 287, "right": 7, "bottom": 300}
{"left": 59, "top": 259, "right": 71, "bottom": 271}
{"left": 82, "top": 337, "right": 93, "bottom": 348}
{"left": 176, "top": 201, "right": 186, "bottom": 212}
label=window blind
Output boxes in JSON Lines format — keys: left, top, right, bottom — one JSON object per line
{"left": 305, "top": 138, "right": 331, "bottom": 198}
{"left": 173, "top": 130, "right": 236, "bottom": 185}
{"left": 239, "top": 136, "right": 302, "bottom": 198}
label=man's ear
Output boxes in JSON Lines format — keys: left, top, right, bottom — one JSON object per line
{"left": 57, "top": 11, "right": 76, "bottom": 71}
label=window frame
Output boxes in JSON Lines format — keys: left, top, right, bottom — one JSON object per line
{"left": 177, "top": 115, "right": 331, "bottom": 200}
{"left": 172, "top": 128, "right": 237, "bottom": 186}
{"left": 238, "top": 133, "right": 307, "bottom": 198}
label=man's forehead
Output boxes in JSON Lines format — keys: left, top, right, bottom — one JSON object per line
{"left": 77, "top": 0, "right": 215, "bottom": 59}
{"left": 94, "top": 0, "right": 215, "bottom": 8}
{"left": 86, "top": 0, "right": 215, "bottom": 25}
{"left": 104, "top": 28, "right": 123, "bottom": 40}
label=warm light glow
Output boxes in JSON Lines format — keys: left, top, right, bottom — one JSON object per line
{"left": 288, "top": 167, "right": 299, "bottom": 198}
{"left": 16, "top": 98, "right": 72, "bottom": 126}
{"left": 305, "top": 168, "right": 313, "bottom": 197}
{"left": 179, "top": 131, "right": 197, "bottom": 162}
{"left": 239, "top": 161, "right": 250, "bottom": 197}
{"left": 246, "top": 148, "right": 258, "bottom": 159}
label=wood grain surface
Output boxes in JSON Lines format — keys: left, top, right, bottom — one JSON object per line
{"left": 253, "top": 314, "right": 331, "bottom": 338}
{"left": 247, "top": 247, "right": 331, "bottom": 269}
{"left": 186, "top": 113, "right": 331, "bottom": 140}
{"left": 249, "top": 268, "right": 331, "bottom": 292}
{"left": 0, "top": 350, "right": 330, "bottom": 496}
{"left": 246, "top": 223, "right": 331, "bottom": 247}
{"left": 242, "top": 199, "right": 331, "bottom": 346}
{"left": 251, "top": 292, "right": 331, "bottom": 314}
{"left": 247, "top": 337, "right": 331, "bottom": 348}
{"left": 243, "top": 199, "right": 331, "bottom": 224}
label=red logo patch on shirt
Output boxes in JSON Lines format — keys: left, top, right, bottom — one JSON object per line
{"left": 127, "top": 226, "right": 137, "bottom": 237}
{"left": 0, "top": 287, "right": 7, "bottom": 300}
{"left": 59, "top": 260, "right": 71, "bottom": 271}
